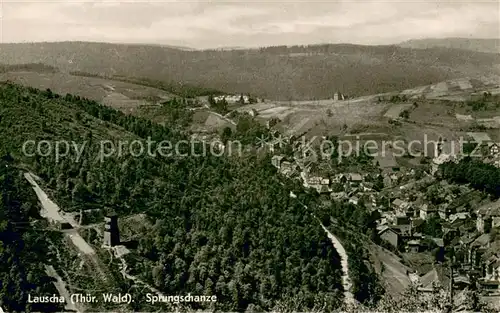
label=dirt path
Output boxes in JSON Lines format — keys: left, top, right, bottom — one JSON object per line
{"left": 289, "top": 192, "right": 355, "bottom": 307}
{"left": 210, "top": 110, "right": 236, "bottom": 126}
{"left": 320, "top": 223, "right": 355, "bottom": 306}
{"left": 45, "top": 265, "right": 82, "bottom": 313}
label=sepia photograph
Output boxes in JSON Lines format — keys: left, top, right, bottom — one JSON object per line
{"left": 0, "top": 0, "right": 499, "bottom": 312}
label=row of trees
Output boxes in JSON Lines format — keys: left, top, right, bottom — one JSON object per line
{"left": 439, "top": 157, "right": 500, "bottom": 197}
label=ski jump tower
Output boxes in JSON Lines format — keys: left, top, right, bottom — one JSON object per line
{"left": 103, "top": 214, "right": 120, "bottom": 247}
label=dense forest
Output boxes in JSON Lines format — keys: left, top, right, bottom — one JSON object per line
{"left": 0, "top": 82, "right": 355, "bottom": 311}
{"left": 439, "top": 157, "right": 500, "bottom": 198}
{"left": 0, "top": 156, "right": 65, "bottom": 313}
{"left": 1, "top": 42, "right": 499, "bottom": 100}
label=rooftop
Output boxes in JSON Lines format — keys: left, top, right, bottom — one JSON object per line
{"left": 466, "top": 132, "right": 492, "bottom": 143}
{"left": 374, "top": 154, "right": 398, "bottom": 169}
{"left": 477, "top": 199, "right": 500, "bottom": 217}
{"left": 472, "top": 233, "right": 491, "bottom": 247}
{"left": 348, "top": 173, "right": 363, "bottom": 181}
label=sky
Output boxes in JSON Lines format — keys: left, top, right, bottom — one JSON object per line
{"left": 1, "top": 0, "right": 499, "bottom": 49}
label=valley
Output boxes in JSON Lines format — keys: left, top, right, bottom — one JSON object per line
{"left": 0, "top": 38, "right": 499, "bottom": 313}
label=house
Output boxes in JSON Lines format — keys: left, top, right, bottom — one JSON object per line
{"left": 476, "top": 199, "right": 500, "bottom": 233}
{"left": 432, "top": 238, "right": 445, "bottom": 248}
{"left": 313, "top": 184, "right": 330, "bottom": 194}
{"left": 365, "top": 194, "right": 378, "bottom": 210}
{"left": 483, "top": 256, "right": 500, "bottom": 285}
{"left": 412, "top": 232, "right": 423, "bottom": 239}
{"left": 271, "top": 155, "right": 285, "bottom": 168}
{"left": 361, "top": 181, "right": 374, "bottom": 192}
{"left": 215, "top": 94, "right": 250, "bottom": 104}
{"left": 471, "top": 233, "right": 491, "bottom": 249}
{"left": 302, "top": 172, "right": 330, "bottom": 194}
{"left": 489, "top": 143, "right": 499, "bottom": 157}
{"left": 438, "top": 204, "right": 454, "bottom": 220}
{"left": 484, "top": 256, "right": 500, "bottom": 282}
{"left": 348, "top": 173, "right": 363, "bottom": 186}
{"left": 411, "top": 218, "right": 425, "bottom": 234}
{"left": 485, "top": 143, "right": 500, "bottom": 167}
{"left": 431, "top": 153, "right": 456, "bottom": 175}
{"left": 267, "top": 138, "right": 284, "bottom": 153}
{"left": 453, "top": 276, "right": 471, "bottom": 290}
{"left": 407, "top": 239, "right": 421, "bottom": 253}
{"left": 449, "top": 212, "right": 470, "bottom": 224}
{"left": 333, "top": 173, "right": 348, "bottom": 184}
{"left": 280, "top": 161, "right": 298, "bottom": 177}
{"left": 374, "top": 154, "right": 400, "bottom": 173}
{"left": 378, "top": 226, "right": 400, "bottom": 249}
{"left": 349, "top": 196, "right": 359, "bottom": 205}
{"left": 333, "top": 91, "right": 345, "bottom": 101}
{"left": 383, "top": 175, "right": 392, "bottom": 188}
{"left": 478, "top": 241, "right": 500, "bottom": 290}
{"left": 419, "top": 204, "right": 437, "bottom": 220}
{"left": 392, "top": 199, "right": 410, "bottom": 214}
{"left": 467, "top": 233, "right": 490, "bottom": 267}
{"left": 393, "top": 215, "right": 412, "bottom": 237}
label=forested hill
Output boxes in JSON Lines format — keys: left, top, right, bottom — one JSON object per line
{"left": 399, "top": 38, "right": 500, "bottom": 54}
{"left": 0, "top": 82, "right": 361, "bottom": 311}
{"left": 1, "top": 42, "right": 499, "bottom": 100}
{"left": 0, "top": 156, "right": 65, "bottom": 313}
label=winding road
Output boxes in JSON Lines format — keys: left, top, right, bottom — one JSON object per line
{"left": 320, "top": 223, "right": 355, "bottom": 306}
{"left": 290, "top": 192, "right": 355, "bottom": 307}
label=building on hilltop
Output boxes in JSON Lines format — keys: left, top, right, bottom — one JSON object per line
{"left": 333, "top": 92, "right": 345, "bottom": 101}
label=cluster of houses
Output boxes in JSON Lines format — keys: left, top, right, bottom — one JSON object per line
{"left": 375, "top": 181, "right": 500, "bottom": 291}
{"left": 213, "top": 94, "right": 250, "bottom": 104}
{"left": 268, "top": 132, "right": 500, "bottom": 297}
{"left": 429, "top": 132, "right": 500, "bottom": 174}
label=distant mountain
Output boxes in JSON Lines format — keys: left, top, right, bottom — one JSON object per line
{"left": 399, "top": 38, "right": 499, "bottom": 54}
{"left": 1, "top": 41, "right": 499, "bottom": 100}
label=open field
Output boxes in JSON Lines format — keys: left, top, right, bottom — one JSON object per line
{"left": 232, "top": 75, "right": 500, "bottom": 141}
{"left": 0, "top": 71, "right": 173, "bottom": 112}
{"left": 2, "top": 68, "right": 499, "bottom": 153}
{"left": 383, "top": 103, "right": 413, "bottom": 119}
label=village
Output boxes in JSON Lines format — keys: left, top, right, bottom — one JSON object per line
{"left": 265, "top": 128, "right": 500, "bottom": 303}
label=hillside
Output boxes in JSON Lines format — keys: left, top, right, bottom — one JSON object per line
{"left": 1, "top": 42, "right": 499, "bottom": 100}
{"left": 0, "top": 82, "right": 352, "bottom": 312}
{"left": 399, "top": 38, "right": 500, "bottom": 54}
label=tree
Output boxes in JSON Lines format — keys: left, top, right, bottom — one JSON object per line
{"left": 399, "top": 110, "right": 410, "bottom": 119}
{"left": 208, "top": 94, "right": 216, "bottom": 106}
{"left": 221, "top": 127, "right": 233, "bottom": 144}
{"left": 423, "top": 215, "right": 443, "bottom": 238}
